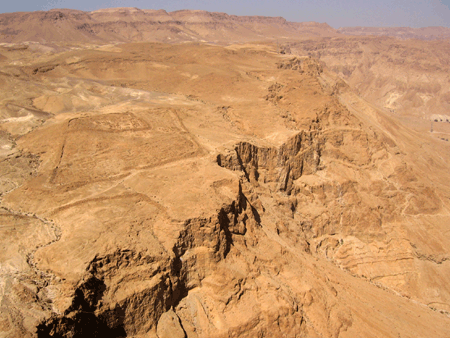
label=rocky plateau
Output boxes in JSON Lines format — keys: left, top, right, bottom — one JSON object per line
{"left": 0, "top": 7, "right": 450, "bottom": 338}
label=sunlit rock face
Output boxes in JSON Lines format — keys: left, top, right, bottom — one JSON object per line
{"left": 1, "top": 9, "right": 450, "bottom": 338}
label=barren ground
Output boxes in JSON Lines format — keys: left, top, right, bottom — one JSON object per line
{"left": 0, "top": 9, "right": 450, "bottom": 338}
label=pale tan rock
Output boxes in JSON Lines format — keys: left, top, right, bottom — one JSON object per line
{"left": 0, "top": 22, "right": 449, "bottom": 338}
{"left": 156, "top": 309, "right": 186, "bottom": 338}
{"left": 0, "top": 9, "right": 338, "bottom": 44}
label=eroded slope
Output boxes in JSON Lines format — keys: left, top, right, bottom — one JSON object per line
{"left": 0, "top": 8, "right": 337, "bottom": 44}
{"left": 287, "top": 36, "right": 450, "bottom": 137}
{"left": 0, "top": 42, "right": 449, "bottom": 338}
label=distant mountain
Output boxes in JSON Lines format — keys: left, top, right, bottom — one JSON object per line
{"left": 287, "top": 35, "right": 450, "bottom": 119}
{"left": 0, "top": 7, "right": 338, "bottom": 44}
{"left": 338, "top": 26, "right": 450, "bottom": 40}
{"left": 2, "top": 7, "right": 450, "bottom": 338}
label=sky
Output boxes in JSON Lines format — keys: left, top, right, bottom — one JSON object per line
{"left": 0, "top": 0, "right": 449, "bottom": 28}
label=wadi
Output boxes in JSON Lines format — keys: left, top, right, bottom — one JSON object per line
{"left": 0, "top": 7, "right": 450, "bottom": 338}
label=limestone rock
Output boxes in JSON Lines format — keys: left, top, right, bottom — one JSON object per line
{"left": 0, "top": 17, "right": 450, "bottom": 338}
{"left": 157, "top": 309, "right": 186, "bottom": 338}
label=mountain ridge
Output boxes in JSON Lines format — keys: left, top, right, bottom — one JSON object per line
{"left": 0, "top": 8, "right": 338, "bottom": 44}
{"left": 1, "top": 7, "right": 450, "bottom": 338}
{"left": 338, "top": 26, "right": 450, "bottom": 40}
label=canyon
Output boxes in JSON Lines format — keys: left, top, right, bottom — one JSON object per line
{"left": 0, "top": 8, "right": 450, "bottom": 338}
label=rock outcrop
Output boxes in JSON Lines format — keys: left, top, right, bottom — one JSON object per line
{"left": 0, "top": 36, "right": 450, "bottom": 338}
{"left": 287, "top": 36, "right": 450, "bottom": 131}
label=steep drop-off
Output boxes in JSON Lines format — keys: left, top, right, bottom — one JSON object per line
{"left": 0, "top": 40, "right": 450, "bottom": 338}
{"left": 286, "top": 36, "right": 450, "bottom": 142}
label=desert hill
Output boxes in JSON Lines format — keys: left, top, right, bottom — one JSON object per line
{"left": 339, "top": 26, "right": 450, "bottom": 40}
{"left": 0, "top": 8, "right": 337, "bottom": 44}
{"left": 2, "top": 7, "right": 449, "bottom": 129}
{"left": 0, "top": 7, "right": 450, "bottom": 338}
{"left": 285, "top": 35, "right": 450, "bottom": 141}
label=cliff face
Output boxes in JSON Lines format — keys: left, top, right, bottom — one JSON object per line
{"left": 0, "top": 8, "right": 338, "bottom": 44}
{"left": 0, "top": 39, "right": 450, "bottom": 338}
{"left": 2, "top": 7, "right": 449, "bottom": 128}
{"left": 287, "top": 36, "right": 450, "bottom": 136}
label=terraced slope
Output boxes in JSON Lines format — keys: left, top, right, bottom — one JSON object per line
{"left": 0, "top": 8, "right": 337, "bottom": 44}
{"left": 0, "top": 42, "right": 450, "bottom": 337}
{"left": 338, "top": 26, "right": 450, "bottom": 40}
{"left": 286, "top": 36, "right": 450, "bottom": 142}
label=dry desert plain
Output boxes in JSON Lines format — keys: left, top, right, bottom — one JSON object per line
{"left": 0, "top": 7, "right": 450, "bottom": 338}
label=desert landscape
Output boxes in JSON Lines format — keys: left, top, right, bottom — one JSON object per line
{"left": 0, "top": 7, "right": 450, "bottom": 338}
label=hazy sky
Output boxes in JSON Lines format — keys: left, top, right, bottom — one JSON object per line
{"left": 1, "top": 0, "right": 449, "bottom": 28}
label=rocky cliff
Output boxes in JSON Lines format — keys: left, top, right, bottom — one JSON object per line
{"left": 0, "top": 39, "right": 449, "bottom": 337}
{"left": 0, "top": 8, "right": 337, "bottom": 44}
{"left": 286, "top": 36, "right": 450, "bottom": 142}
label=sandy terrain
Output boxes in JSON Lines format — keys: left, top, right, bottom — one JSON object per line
{"left": 0, "top": 9, "right": 449, "bottom": 338}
